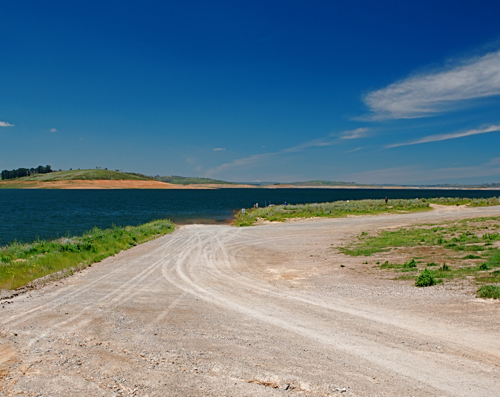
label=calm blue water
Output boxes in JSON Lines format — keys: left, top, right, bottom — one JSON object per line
{"left": 0, "top": 188, "right": 498, "bottom": 246}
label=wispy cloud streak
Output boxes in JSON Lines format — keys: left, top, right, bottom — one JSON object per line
{"left": 0, "top": 121, "right": 14, "bottom": 127}
{"left": 363, "top": 50, "right": 500, "bottom": 119}
{"left": 387, "top": 124, "right": 500, "bottom": 148}
{"left": 206, "top": 128, "right": 369, "bottom": 176}
{"left": 339, "top": 128, "right": 369, "bottom": 139}
{"left": 347, "top": 159, "right": 500, "bottom": 185}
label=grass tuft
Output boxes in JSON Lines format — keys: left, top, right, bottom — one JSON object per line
{"left": 403, "top": 258, "right": 417, "bottom": 268}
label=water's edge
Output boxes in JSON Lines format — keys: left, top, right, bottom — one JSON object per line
{"left": 1, "top": 188, "right": 498, "bottom": 246}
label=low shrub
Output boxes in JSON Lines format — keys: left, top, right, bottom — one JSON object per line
{"left": 415, "top": 268, "right": 436, "bottom": 287}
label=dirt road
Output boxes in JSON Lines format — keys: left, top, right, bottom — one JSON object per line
{"left": 1, "top": 206, "right": 500, "bottom": 396}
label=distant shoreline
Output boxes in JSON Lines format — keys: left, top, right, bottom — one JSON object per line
{"left": 1, "top": 179, "right": 500, "bottom": 190}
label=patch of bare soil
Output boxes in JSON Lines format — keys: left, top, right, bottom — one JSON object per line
{"left": 1, "top": 205, "right": 500, "bottom": 396}
{"left": 0, "top": 341, "right": 16, "bottom": 379}
{"left": 31, "top": 180, "right": 187, "bottom": 189}
{"left": 0, "top": 180, "right": 261, "bottom": 189}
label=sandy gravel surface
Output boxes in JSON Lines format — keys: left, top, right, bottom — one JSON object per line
{"left": 2, "top": 180, "right": 500, "bottom": 190}
{"left": 1, "top": 206, "right": 500, "bottom": 396}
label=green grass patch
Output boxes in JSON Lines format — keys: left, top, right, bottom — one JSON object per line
{"left": 476, "top": 285, "right": 500, "bottom": 299}
{"left": 0, "top": 219, "right": 175, "bottom": 290}
{"left": 340, "top": 217, "right": 500, "bottom": 257}
{"left": 463, "top": 254, "right": 481, "bottom": 259}
{"left": 485, "top": 250, "right": 500, "bottom": 267}
{"left": 426, "top": 197, "right": 500, "bottom": 207}
{"left": 340, "top": 216, "right": 500, "bottom": 287}
{"left": 380, "top": 260, "right": 403, "bottom": 269}
{"left": 235, "top": 198, "right": 431, "bottom": 226}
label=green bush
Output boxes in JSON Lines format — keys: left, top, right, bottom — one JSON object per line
{"left": 403, "top": 258, "right": 417, "bottom": 268}
{"left": 476, "top": 285, "right": 500, "bottom": 299}
{"left": 415, "top": 268, "right": 436, "bottom": 287}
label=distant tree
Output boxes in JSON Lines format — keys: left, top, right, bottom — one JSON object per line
{"left": 0, "top": 165, "right": 52, "bottom": 180}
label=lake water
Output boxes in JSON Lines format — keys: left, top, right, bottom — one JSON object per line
{"left": 1, "top": 188, "right": 499, "bottom": 246}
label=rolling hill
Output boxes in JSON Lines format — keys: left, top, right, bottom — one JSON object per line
{"left": 14, "top": 169, "right": 154, "bottom": 181}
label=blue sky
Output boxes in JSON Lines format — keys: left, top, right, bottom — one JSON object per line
{"left": 2, "top": 0, "right": 500, "bottom": 184}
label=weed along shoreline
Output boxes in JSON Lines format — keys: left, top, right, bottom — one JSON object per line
{"left": 234, "top": 196, "right": 500, "bottom": 226}
{"left": 0, "top": 219, "right": 175, "bottom": 291}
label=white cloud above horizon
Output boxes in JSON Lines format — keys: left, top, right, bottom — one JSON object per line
{"left": 206, "top": 128, "right": 369, "bottom": 176}
{"left": 346, "top": 157, "right": 500, "bottom": 185}
{"left": 49, "top": 128, "right": 57, "bottom": 133}
{"left": 0, "top": 121, "right": 14, "bottom": 127}
{"left": 363, "top": 50, "right": 500, "bottom": 120}
{"left": 387, "top": 124, "right": 500, "bottom": 148}
{"left": 212, "top": 147, "right": 225, "bottom": 151}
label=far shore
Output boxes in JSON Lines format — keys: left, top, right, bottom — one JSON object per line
{"left": 1, "top": 179, "right": 500, "bottom": 190}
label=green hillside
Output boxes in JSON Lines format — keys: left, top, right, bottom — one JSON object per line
{"left": 17, "top": 169, "right": 153, "bottom": 181}
{"left": 155, "top": 175, "right": 234, "bottom": 185}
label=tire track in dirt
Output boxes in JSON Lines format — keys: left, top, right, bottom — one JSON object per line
{"left": 159, "top": 221, "right": 500, "bottom": 397}
{"left": 1, "top": 231, "right": 190, "bottom": 330}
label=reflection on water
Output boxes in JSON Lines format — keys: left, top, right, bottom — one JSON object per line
{"left": 1, "top": 188, "right": 498, "bottom": 245}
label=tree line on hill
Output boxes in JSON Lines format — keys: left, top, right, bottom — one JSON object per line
{"left": 1, "top": 165, "right": 52, "bottom": 180}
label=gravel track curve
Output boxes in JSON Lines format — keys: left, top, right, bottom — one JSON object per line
{"left": 1, "top": 206, "right": 500, "bottom": 396}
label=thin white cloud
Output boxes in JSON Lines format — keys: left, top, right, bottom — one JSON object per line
{"left": 339, "top": 128, "right": 369, "bottom": 140}
{"left": 363, "top": 50, "right": 500, "bottom": 120}
{"left": 347, "top": 158, "right": 500, "bottom": 184}
{"left": 49, "top": 128, "right": 57, "bottom": 133}
{"left": 0, "top": 121, "right": 14, "bottom": 127}
{"left": 212, "top": 148, "right": 225, "bottom": 151}
{"left": 387, "top": 124, "right": 500, "bottom": 148}
{"left": 206, "top": 128, "right": 369, "bottom": 176}
{"left": 346, "top": 147, "right": 363, "bottom": 153}
{"left": 206, "top": 152, "right": 273, "bottom": 176}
